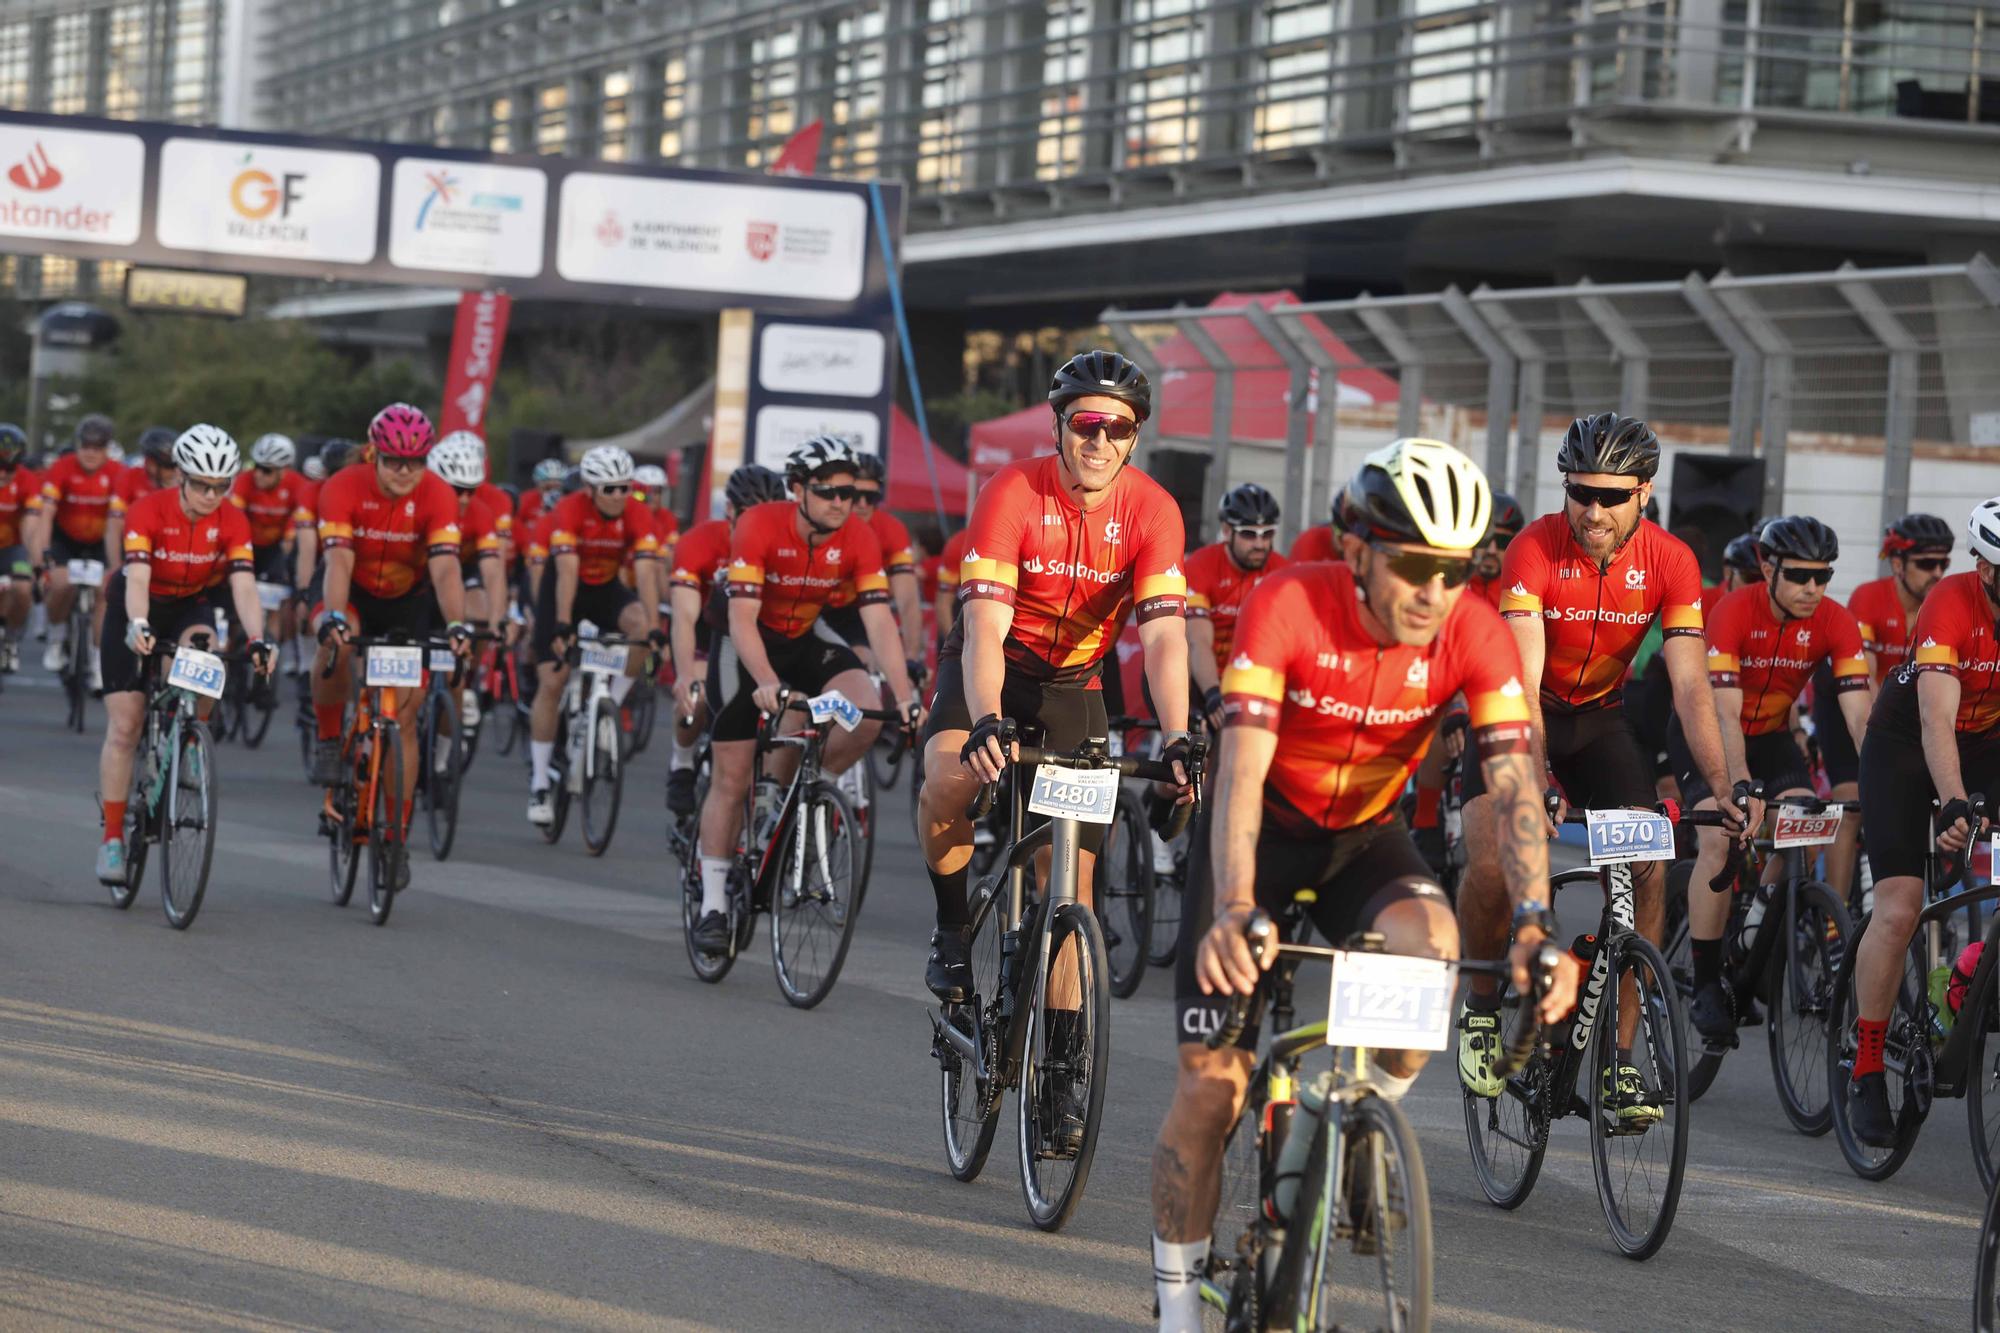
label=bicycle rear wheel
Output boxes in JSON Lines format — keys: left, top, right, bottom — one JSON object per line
{"left": 158, "top": 720, "right": 216, "bottom": 930}
{"left": 1147, "top": 832, "right": 1183, "bottom": 969}
{"left": 1765, "top": 880, "right": 1850, "bottom": 1136}
{"left": 628, "top": 680, "right": 657, "bottom": 755}
{"left": 1460, "top": 987, "right": 1550, "bottom": 1209}
{"left": 1588, "top": 933, "right": 1688, "bottom": 1260}
{"left": 239, "top": 669, "right": 276, "bottom": 748}
{"left": 1290, "top": 1093, "right": 1433, "bottom": 1333}
{"left": 367, "top": 722, "right": 402, "bottom": 926}
{"left": 421, "top": 689, "right": 463, "bottom": 861}
{"left": 1096, "top": 790, "right": 1152, "bottom": 999}
{"left": 581, "top": 694, "right": 624, "bottom": 855}
{"left": 1827, "top": 910, "right": 1928, "bottom": 1181}
{"left": 868, "top": 723, "right": 904, "bottom": 791}
{"left": 64, "top": 610, "right": 88, "bottom": 732}
{"left": 326, "top": 750, "right": 360, "bottom": 907}
{"left": 1017, "top": 901, "right": 1111, "bottom": 1232}
{"left": 770, "top": 779, "right": 863, "bottom": 1008}
{"left": 112, "top": 750, "right": 149, "bottom": 910}
{"left": 940, "top": 876, "right": 1005, "bottom": 1182}
{"left": 1969, "top": 962, "right": 2000, "bottom": 1191}
{"left": 1979, "top": 1175, "right": 2000, "bottom": 1333}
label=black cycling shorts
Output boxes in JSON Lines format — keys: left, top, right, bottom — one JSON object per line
{"left": 1668, "top": 714, "right": 1813, "bottom": 807}
{"left": 819, "top": 601, "right": 867, "bottom": 647}
{"left": 48, "top": 529, "right": 105, "bottom": 568}
{"left": 251, "top": 542, "right": 291, "bottom": 587}
{"left": 0, "top": 543, "right": 28, "bottom": 578}
{"left": 708, "top": 618, "right": 864, "bottom": 743}
{"left": 1175, "top": 809, "right": 1445, "bottom": 1050}
{"left": 532, "top": 565, "right": 637, "bottom": 660}
{"left": 1809, "top": 658, "right": 1860, "bottom": 786}
{"left": 99, "top": 569, "right": 227, "bottom": 695}
{"left": 1860, "top": 725, "right": 2000, "bottom": 882}
{"left": 304, "top": 567, "right": 437, "bottom": 642}
{"left": 1461, "top": 698, "right": 1656, "bottom": 811}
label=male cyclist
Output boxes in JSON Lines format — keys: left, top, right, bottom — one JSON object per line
{"left": 933, "top": 525, "right": 968, "bottom": 646}
{"left": 820, "top": 452, "right": 925, "bottom": 674}
{"left": 1468, "top": 491, "right": 1526, "bottom": 607}
{"left": 1847, "top": 500, "right": 2000, "bottom": 1144}
{"left": 231, "top": 434, "right": 316, "bottom": 672}
{"left": 436, "top": 430, "right": 516, "bottom": 568}
{"left": 311, "top": 405, "right": 471, "bottom": 892}
{"left": 918, "top": 349, "right": 1193, "bottom": 1001}
{"left": 427, "top": 431, "right": 510, "bottom": 676}
{"left": 38, "top": 413, "right": 122, "bottom": 688}
{"left": 0, "top": 424, "right": 42, "bottom": 669}
{"left": 1185, "top": 483, "right": 1286, "bottom": 732}
{"left": 95, "top": 427, "right": 273, "bottom": 885}
{"left": 526, "top": 445, "right": 667, "bottom": 826}
{"left": 1457, "top": 412, "right": 1758, "bottom": 1119}
{"left": 1720, "top": 531, "right": 1766, "bottom": 594}
{"left": 634, "top": 463, "right": 679, "bottom": 554}
{"left": 1148, "top": 440, "right": 1578, "bottom": 1332}
{"left": 1682, "top": 516, "right": 1871, "bottom": 1042}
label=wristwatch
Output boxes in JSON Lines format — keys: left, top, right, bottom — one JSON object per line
{"left": 1511, "top": 899, "right": 1557, "bottom": 940}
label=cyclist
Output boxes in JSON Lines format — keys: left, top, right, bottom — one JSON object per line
{"left": 1456, "top": 412, "right": 1759, "bottom": 1119}
{"left": 1148, "top": 439, "right": 1578, "bottom": 1332}
{"left": 932, "top": 525, "right": 968, "bottom": 647}
{"left": 230, "top": 433, "right": 316, "bottom": 672}
{"left": 435, "top": 430, "right": 516, "bottom": 567}
{"left": 634, "top": 462, "right": 679, "bottom": 552}
{"left": 37, "top": 413, "right": 122, "bottom": 688}
{"left": 114, "top": 428, "right": 181, "bottom": 509}
{"left": 310, "top": 405, "right": 471, "bottom": 891}
{"left": 525, "top": 444, "right": 667, "bottom": 826}
{"left": 689, "top": 436, "right": 923, "bottom": 954}
{"left": 1468, "top": 490, "right": 1526, "bottom": 607}
{"left": 0, "top": 424, "right": 40, "bottom": 670}
{"left": 1682, "top": 516, "right": 1871, "bottom": 1041}
{"left": 663, "top": 463, "right": 787, "bottom": 816}
{"left": 1846, "top": 499, "right": 2000, "bottom": 1144}
{"left": 516, "top": 457, "right": 565, "bottom": 538}
{"left": 95, "top": 426, "right": 273, "bottom": 884}
{"left": 1720, "top": 530, "right": 1766, "bottom": 593}
{"left": 819, "top": 451, "right": 925, "bottom": 676}
{"left": 918, "top": 349, "right": 1193, "bottom": 1002}
{"left": 1185, "top": 483, "right": 1286, "bottom": 732}
{"left": 427, "top": 430, "right": 509, "bottom": 655}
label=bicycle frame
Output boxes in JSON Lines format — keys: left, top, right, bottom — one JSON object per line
{"left": 1908, "top": 882, "right": 2000, "bottom": 1100}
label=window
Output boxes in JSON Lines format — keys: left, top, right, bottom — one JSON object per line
{"left": 916, "top": 0, "right": 972, "bottom": 189}
{"left": 1038, "top": 0, "right": 1091, "bottom": 179}
{"left": 489, "top": 95, "right": 514, "bottom": 153}
{"left": 170, "top": 0, "right": 219, "bottom": 123}
{"left": 535, "top": 82, "right": 569, "bottom": 154}
{"left": 658, "top": 56, "right": 687, "bottom": 159}
{"left": 47, "top": 13, "right": 92, "bottom": 115}
{"left": 1255, "top": 0, "right": 1336, "bottom": 151}
{"left": 600, "top": 68, "right": 632, "bottom": 160}
{"left": 827, "top": 9, "right": 886, "bottom": 174}
{"left": 1123, "top": 0, "right": 1204, "bottom": 166}
{"left": 0, "top": 21, "right": 29, "bottom": 114}
{"left": 744, "top": 27, "right": 802, "bottom": 168}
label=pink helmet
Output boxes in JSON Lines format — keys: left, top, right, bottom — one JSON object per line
{"left": 368, "top": 403, "right": 434, "bottom": 458}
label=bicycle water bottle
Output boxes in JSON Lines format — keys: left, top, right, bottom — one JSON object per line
{"left": 753, "top": 775, "right": 782, "bottom": 844}
{"left": 1259, "top": 1065, "right": 1297, "bottom": 1224}
{"left": 1271, "top": 1071, "right": 1333, "bottom": 1222}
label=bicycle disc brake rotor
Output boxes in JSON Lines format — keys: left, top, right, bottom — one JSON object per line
{"left": 1904, "top": 1022, "right": 1937, "bottom": 1120}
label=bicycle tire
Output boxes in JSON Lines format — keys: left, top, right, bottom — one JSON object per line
{"left": 629, "top": 680, "right": 657, "bottom": 755}
{"left": 240, "top": 669, "right": 276, "bottom": 748}
{"left": 1978, "top": 1174, "right": 2000, "bottom": 1333}
{"left": 494, "top": 686, "right": 522, "bottom": 756}
{"left": 1146, "top": 830, "right": 1183, "bottom": 969}
{"left": 868, "top": 723, "right": 904, "bottom": 792}
{"left": 368, "top": 721, "right": 402, "bottom": 926}
{"left": 158, "top": 719, "right": 216, "bottom": 930}
{"left": 112, "top": 749, "right": 148, "bottom": 910}
{"left": 1968, "top": 956, "right": 2000, "bottom": 1192}
{"left": 1097, "top": 790, "right": 1152, "bottom": 999}
{"left": 1765, "top": 880, "right": 1851, "bottom": 1136}
{"left": 543, "top": 720, "right": 573, "bottom": 845}
{"left": 1460, "top": 987, "right": 1551, "bottom": 1210}
{"left": 1588, "top": 932, "right": 1689, "bottom": 1260}
{"left": 63, "top": 614, "right": 86, "bottom": 732}
{"left": 327, "top": 752, "right": 360, "bottom": 908}
{"left": 1017, "top": 901, "right": 1111, "bottom": 1232}
{"left": 940, "top": 876, "right": 1005, "bottom": 1182}
{"left": 581, "top": 693, "right": 624, "bottom": 856}
{"left": 422, "top": 689, "right": 463, "bottom": 861}
{"left": 1289, "top": 1093, "right": 1433, "bottom": 1333}
{"left": 1827, "top": 910, "right": 1928, "bottom": 1181}
{"left": 770, "top": 778, "right": 864, "bottom": 1008}
{"left": 680, "top": 767, "right": 737, "bottom": 983}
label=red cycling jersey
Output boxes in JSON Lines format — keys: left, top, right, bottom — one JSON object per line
{"left": 229, "top": 470, "right": 315, "bottom": 548}
{"left": 651, "top": 505, "right": 680, "bottom": 551}
{"left": 953, "top": 456, "right": 1187, "bottom": 682}
{"left": 121, "top": 489, "right": 254, "bottom": 601}
{"left": 544, "top": 490, "right": 661, "bottom": 586}
{"left": 1469, "top": 573, "right": 1505, "bottom": 610}
{"left": 1222, "top": 562, "right": 1532, "bottom": 834}
{"left": 726, "top": 500, "right": 888, "bottom": 638}
{"left": 40, "top": 453, "right": 123, "bottom": 545}
{"left": 1847, "top": 576, "right": 1922, "bottom": 689}
{"left": 455, "top": 495, "right": 504, "bottom": 567}
{"left": 1184, "top": 542, "right": 1288, "bottom": 673}
{"left": 116, "top": 461, "right": 172, "bottom": 507}
{"left": 516, "top": 488, "right": 558, "bottom": 552}
{"left": 668, "top": 518, "right": 731, "bottom": 600}
{"left": 1498, "top": 514, "right": 1705, "bottom": 710}
{"left": 1884, "top": 571, "right": 2000, "bottom": 737}
{"left": 469, "top": 482, "right": 515, "bottom": 546}
{"left": 1704, "top": 584, "right": 1867, "bottom": 736}
{"left": 1289, "top": 524, "right": 1338, "bottom": 563}
{"left": 935, "top": 529, "right": 969, "bottom": 599}
{"left": 316, "top": 464, "right": 462, "bottom": 600}
{"left": 828, "top": 509, "right": 917, "bottom": 610}
{"left": 0, "top": 465, "right": 40, "bottom": 548}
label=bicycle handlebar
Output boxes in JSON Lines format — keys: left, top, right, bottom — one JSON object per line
{"left": 962, "top": 721, "right": 1203, "bottom": 840}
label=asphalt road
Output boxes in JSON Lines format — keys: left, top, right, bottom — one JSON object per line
{"left": 0, "top": 665, "right": 1985, "bottom": 1330}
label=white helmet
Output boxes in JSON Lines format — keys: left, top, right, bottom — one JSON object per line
{"left": 634, "top": 463, "right": 668, "bottom": 491}
{"left": 1969, "top": 497, "right": 2000, "bottom": 565}
{"left": 250, "top": 432, "right": 296, "bottom": 469}
{"left": 579, "top": 444, "right": 635, "bottom": 487}
{"left": 428, "top": 432, "right": 488, "bottom": 489}
{"left": 172, "top": 424, "right": 242, "bottom": 482}
{"left": 302, "top": 455, "right": 327, "bottom": 482}
{"left": 1345, "top": 437, "right": 1492, "bottom": 552}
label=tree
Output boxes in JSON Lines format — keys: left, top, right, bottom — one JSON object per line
{"left": 482, "top": 315, "right": 703, "bottom": 469}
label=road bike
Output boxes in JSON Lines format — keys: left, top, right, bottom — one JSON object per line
{"left": 1201, "top": 909, "right": 1552, "bottom": 1332}
{"left": 1978, "top": 1169, "right": 2000, "bottom": 1331}
{"left": 931, "top": 721, "right": 1199, "bottom": 1231}
{"left": 1105, "top": 715, "right": 1191, "bottom": 975}
{"left": 418, "top": 638, "right": 491, "bottom": 861}
{"left": 58, "top": 556, "right": 102, "bottom": 732}
{"left": 212, "top": 580, "right": 287, "bottom": 749}
{"left": 536, "top": 629, "right": 650, "bottom": 855}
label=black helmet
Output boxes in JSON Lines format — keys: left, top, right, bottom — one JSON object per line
{"left": 1218, "top": 483, "right": 1279, "bottom": 528}
{"left": 852, "top": 452, "right": 885, "bottom": 484}
{"left": 1048, "top": 349, "right": 1151, "bottom": 423}
{"left": 1328, "top": 483, "right": 1350, "bottom": 535}
{"left": 319, "top": 438, "right": 359, "bottom": 472}
{"left": 561, "top": 466, "right": 584, "bottom": 495}
{"left": 1758, "top": 515, "right": 1839, "bottom": 565}
{"left": 1489, "top": 491, "right": 1526, "bottom": 538}
{"left": 1556, "top": 412, "right": 1659, "bottom": 481}
{"left": 725, "top": 464, "right": 787, "bottom": 512}
{"left": 0, "top": 424, "right": 24, "bottom": 465}
{"left": 138, "top": 427, "right": 176, "bottom": 463}
{"left": 1883, "top": 512, "right": 1954, "bottom": 557}
{"left": 75, "top": 413, "right": 114, "bottom": 447}
{"left": 1722, "top": 532, "right": 1765, "bottom": 579}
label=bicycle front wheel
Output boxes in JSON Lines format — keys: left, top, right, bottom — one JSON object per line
{"left": 1827, "top": 910, "right": 1929, "bottom": 1181}
{"left": 1765, "top": 880, "right": 1851, "bottom": 1136}
{"left": 1096, "top": 790, "right": 1152, "bottom": 999}
{"left": 158, "top": 719, "right": 217, "bottom": 930}
{"left": 240, "top": 670, "right": 276, "bottom": 748}
{"left": 327, "top": 756, "right": 360, "bottom": 908}
{"left": 1290, "top": 1093, "right": 1433, "bottom": 1333}
{"left": 1461, "top": 986, "right": 1550, "bottom": 1209}
{"left": 112, "top": 751, "right": 148, "bottom": 910}
{"left": 941, "top": 877, "right": 1005, "bottom": 1182}
{"left": 1589, "top": 932, "right": 1689, "bottom": 1260}
{"left": 867, "top": 722, "right": 904, "bottom": 791}
{"left": 1968, "top": 952, "right": 2000, "bottom": 1192}
{"left": 1017, "top": 900, "right": 1111, "bottom": 1232}
{"left": 770, "top": 779, "right": 863, "bottom": 1008}
{"left": 422, "top": 689, "right": 463, "bottom": 861}
{"left": 581, "top": 694, "right": 623, "bottom": 856}
{"left": 367, "top": 722, "right": 403, "bottom": 926}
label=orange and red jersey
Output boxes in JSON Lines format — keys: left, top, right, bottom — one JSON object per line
{"left": 1184, "top": 542, "right": 1288, "bottom": 673}
{"left": 120, "top": 489, "right": 254, "bottom": 601}
{"left": 1884, "top": 571, "right": 2000, "bottom": 737}
{"left": 1498, "top": 515, "right": 1705, "bottom": 710}
{"left": 39, "top": 452, "right": 123, "bottom": 545}
{"left": 229, "top": 469, "right": 315, "bottom": 548}
{"left": 1469, "top": 573, "right": 1505, "bottom": 610}
{"left": 827, "top": 508, "right": 918, "bottom": 610}
{"left": 952, "top": 456, "right": 1187, "bottom": 682}
{"left": 1704, "top": 585, "right": 1867, "bottom": 736}
{"left": 1847, "top": 576, "right": 1919, "bottom": 688}
{"left": 649, "top": 505, "right": 680, "bottom": 553}
{"left": 0, "top": 465, "right": 41, "bottom": 548}
{"left": 455, "top": 495, "right": 504, "bottom": 567}
{"left": 116, "top": 461, "right": 171, "bottom": 507}
{"left": 726, "top": 501, "right": 888, "bottom": 638}
{"left": 545, "top": 490, "right": 661, "bottom": 586}
{"left": 1222, "top": 562, "right": 1531, "bottom": 834}
{"left": 668, "top": 518, "right": 731, "bottom": 601}
{"left": 316, "top": 465, "right": 461, "bottom": 600}
{"left": 1290, "top": 524, "right": 1338, "bottom": 563}
{"left": 516, "top": 487, "right": 558, "bottom": 555}
{"left": 935, "top": 528, "right": 969, "bottom": 601}
{"left": 470, "top": 482, "right": 515, "bottom": 549}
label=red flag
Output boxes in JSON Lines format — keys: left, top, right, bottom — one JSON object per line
{"left": 438, "top": 289, "right": 512, "bottom": 438}
{"left": 769, "top": 121, "right": 823, "bottom": 177}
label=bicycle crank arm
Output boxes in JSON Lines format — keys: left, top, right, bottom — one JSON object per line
{"left": 928, "top": 1009, "right": 989, "bottom": 1083}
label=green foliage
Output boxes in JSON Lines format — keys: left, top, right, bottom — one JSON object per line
{"left": 483, "top": 319, "right": 702, "bottom": 474}
{"left": 922, "top": 388, "right": 1020, "bottom": 450}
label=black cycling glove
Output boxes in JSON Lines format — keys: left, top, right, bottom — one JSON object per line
{"left": 960, "top": 713, "right": 1006, "bottom": 768}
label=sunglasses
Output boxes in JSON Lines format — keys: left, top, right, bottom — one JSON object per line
{"left": 379, "top": 455, "right": 425, "bottom": 472}
{"left": 596, "top": 483, "right": 631, "bottom": 496}
{"left": 1907, "top": 556, "right": 1951, "bottom": 573}
{"left": 1063, "top": 410, "right": 1139, "bottom": 443}
{"left": 1371, "top": 541, "right": 1474, "bottom": 589}
{"left": 808, "top": 483, "right": 859, "bottom": 502}
{"left": 853, "top": 488, "right": 882, "bottom": 504}
{"left": 255, "top": 465, "right": 280, "bottom": 476}
{"left": 453, "top": 484, "right": 479, "bottom": 498}
{"left": 1563, "top": 480, "right": 1642, "bottom": 510}
{"left": 1778, "top": 565, "right": 1834, "bottom": 586}
{"left": 184, "top": 478, "right": 230, "bottom": 497}
{"left": 1232, "top": 526, "right": 1278, "bottom": 541}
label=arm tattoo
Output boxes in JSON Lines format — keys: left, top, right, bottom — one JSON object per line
{"left": 1484, "top": 751, "right": 1550, "bottom": 907}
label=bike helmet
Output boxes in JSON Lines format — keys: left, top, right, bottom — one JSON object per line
{"left": 1048, "top": 349, "right": 1152, "bottom": 423}
{"left": 532, "top": 457, "right": 565, "bottom": 486}
{"left": 428, "top": 432, "right": 488, "bottom": 488}
{"left": 1969, "top": 498, "right": 2000, "bottom": 566}
{"left": 1723, "top": 532, "right": 1765, "bottom": 580}
{"left": 1883, "top": 512, "right": 1955, "bottom": 558}
{"left": 75, "top": 413, "right": 114, "bottom": 447}
{"left": 0, "top": 424, "right": 25, "bottom": 465}
{"left": 1328, "top": 483, "right": 1349, "bottom": 535}
{"left": 725, "top": 464, "right": 788, "bottom": 512}
{"left": 368, "top": 403, "right": 434, "bottom": 458}
{"left": 302, "top": 455, "right": 327, "bottom": 482}
{"left": 250, "top": 432, "right": 296, "bottom": 469}
{"left": 1218, "top": 483, "right": 1280, "bottom": 528}
{"left": 172, "top": 424, "right": 241, "bottom": 481}
{"left": 784, "top": 435, "right": 860, "bottom": 485}
{"left": 561, "top": 466, "right": 584, "bottom": 495}
{"left": 1489, "top": 491, "right": 1526, "bottom": 540}
{"left": 852, "top": 452, "right": 886, "bottom": 485}
{"left": 138, "top": 427, "right": 176, "bottom": 463}
{"left": 634, "top": 463, "right": 669, "bottom": 493}
{"left": 1757, "top": 515, "right": 1839, "bottom": 565}
{"left": 1344, "top": 438, "right": 1492, "bottom": 551}
{"left": 1555, "top": 412, "right": 1660, "bottom": 481}
{"left": 579, "top": 444, "right": 635, "bottom": 487}
{"left": 319, "top": 437, "right": 359, "bottom": 473}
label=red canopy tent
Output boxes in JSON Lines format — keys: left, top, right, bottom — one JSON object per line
{"left": 886, "top": 404, "right": 972, "bottom": 517}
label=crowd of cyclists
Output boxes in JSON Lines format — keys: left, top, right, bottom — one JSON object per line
{"left": 6, "top": 349, "right": 2000, "bottom": 1328}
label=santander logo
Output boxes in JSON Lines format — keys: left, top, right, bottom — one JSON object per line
{"left": 7, "top": 142, "right": 60, "bottom": 192}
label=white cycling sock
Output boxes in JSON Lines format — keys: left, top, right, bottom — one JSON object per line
{"left": 610, "top": 672, "right": 635, "bottom": 704}
{"left": 1367, "top": 1057, "right": 1419, "bottom": 1103}
{"left": 1153, "top": 1234, "right": 1208, "bottom": 1333}
{"left": 699, "top": 856, "right": 731, "bottom": 915}
{"left": 667, "top": 731, "right": 692, "bottom": 768}
{"left": 529, "top": 740, "right": 554, "bottom": 789}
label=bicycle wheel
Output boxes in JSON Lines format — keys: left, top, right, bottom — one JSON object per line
{"left": 112, "top": 749, "right": 149, "bottom": 911}
{"left": 1096, "top": 790, "right": 1152, "bottom": 999}
{"left": 940, "top": 876, "right": 1005, "bottom": 1182}
{"left": 158, "top": 719, "right": 216, "bottom": 930}
{"left": 1147, "top": 827, "right": 1183, "bottom": 969}
{"left": 421, "top": 689, "right": 463, "bottom": 861}
{"left": 581, "top": 693, "right": 624, "bottom": 856}
{"left": 240, "top": 671, "right": 276, "bottom": 748}
{"left": 1968, "top": 958, "right": 2000, "bottom": 1192}
{"left": 628, "top": 680, "right": 657, "bottom": 755}
{"left": 1289, "top": 1093, "right": 1433, "bottom": 1333}
{"left": 1765, "top": 880, "right": 1851, "bottom": 1136}
{"left": 867, "top": 722, "right": 904, "bottom": 792}
{"left": 494, "top": 669, "right": 523, "bottom": 756}
{"left": 542, "top": 722, "right": 573, "bottom": 845}
{"left": 1460, "top": 986, "right": 1550, "bottom": 1209}
{"left": 1827, "top": 910, "right": 1929, "bottom": 1181}
{"left": 680, "top": 768, "right": 737, "bottom": 982}
{"left": 64, "top": 611, "right": 87, "bottom": 732}
{"left": 1017, "top": 900, "right": 1111, "bottom": 1231}
{"left": 770, "top": 778, "right": 863, "bottom": 1008}
{"left": 326, "top": 748, "right": 361, "bottom": 908}
{"left": 1588, "top": 932, "right": 1688, "bottom": 1260}
{"left": 1979, "top": 1175, "right": 2000, "bottom": 1333}
{"left": 367, "top": 722, "right": 402, "bottom": 926}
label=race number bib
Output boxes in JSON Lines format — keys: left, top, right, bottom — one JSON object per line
{"left": 1772, "top": 804, "right": 1842, "bottom": 849}
{"left": 255, "top": 581, "right": 289, "bottom": 611}
{"left": 577, "top": 640, "right": 626, "bottom": 674}
{"left": 1585, "top": 808, "right": 1676, "bottom": 866}
{"left": 1026, "top": 764, "right": 1118, "bottom": 825}
{"left": 363, "top": 644, "right": 423, "bottom": 688}
{"left": 66, "top": 558, "right": 104, "bottom": 588}
{"left": 166, "top": 647, "right": 226, "bottom": 699}
{"left": 807, "top": 689, "right": 863, "bottom": 732}
{"left": 428, "top": 648, "right": 459, "bottom": 673}
{"left": 1326, "top": 951, "right": 1455, "bottom": 1052}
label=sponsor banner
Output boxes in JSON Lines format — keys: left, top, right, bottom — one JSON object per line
{"left": 438, "top": 289, "right": 513, "bottom": 438}
{"left": 556, "top": 173, "right": 867, "bottom": 302}
{"left": 156, "top": 138, "right": 381, "bottom": 264}
{"left": 757, "top": 322, "right": 886, "bottom": 399}
{"left": 753, "top": 404, "right": 882, "bottom": 470}
{"left": 0, "top": 124, "right": 143, "bottom": 246}
{"left": 388, "top": 157, "right": 546, "bottom": 278}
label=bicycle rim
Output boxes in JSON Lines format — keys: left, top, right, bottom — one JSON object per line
{"left": 1766, "top": 881, "right": 1850, "bottom": 1136}
{"left": 1098, "top": 794, "right": 1151, "bottom": 999}
{"left": 327, "top": 758, "right": 360, "bottom": 907}
{"left": 1016, "top": 902, "right": 1111, "bottom": 1231}
{"left": 941, "top": 880, "right": 1005, "bottom": 1182}
{"left": 1978, "top": 1174, "right": 2000, "bottom": 1333}
{"left": 1146, "top": 832, "right": 1182, "bottom": 969}
{"left": 1968, "top": 970, "right": 2000, "bottom": 1192}
{"left": 368, "top": 722, "right": 401, "bottom": 925}
{"left": 421, "top": 692, "right": 460, "bottom": 861}
{"left": 159, "top": 720, "right": 216, "bottom": 930}
{"left": 770, "top": 780, "right": 863, "bottom": 1008}
{"left": 582, "top": 696, "right": 623, "bottom": 856}
{"left": 1827, "top": 912, "right": 1927, "bottom": 1181}
{"left": 112, "top": 752, "right": 148, "bottom": 910}
{"left": 1588, "top": 934, "right": 1688, "bottom": 1259}
{"left": 1460, "top": 988, "right": 1549, "bottom": 1209}
{"left": 241, "top": 677, "right": 275, "bottom": 747}
{"left": 1295, "top": 1094, "right": 1432, "bottom": 1333}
